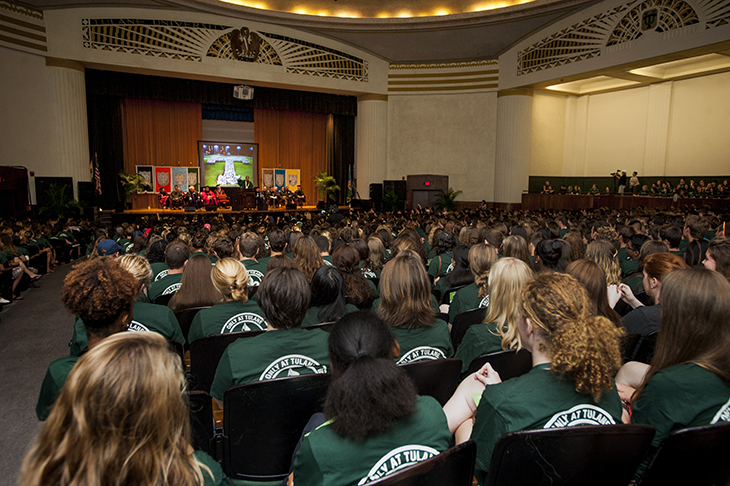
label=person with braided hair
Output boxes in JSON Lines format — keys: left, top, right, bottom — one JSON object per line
{"left": 443, "top": 273, "right": 624, "bottom": 481}
{"left": 289, "top": 311, "right": 451, "bottom": 486}
{"left": 35, "top": 257, "right": 138, "bottom": 420}
{"left": 187, "top": 258, "right": 266, "bottom": 343}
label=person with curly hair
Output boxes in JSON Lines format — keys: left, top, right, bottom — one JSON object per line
{"left": 68, "top": 254, "right": 186, "bottom": 356}
{"left": 444, "top": 273, "right": 624, "bottom": 481}
{"left": 187, "top": 258, "right": 266, "bottom": 343}
{"left": 22, "top": 332, "right": 225, "bottom": 486}
{"left": 35, "top": 258, "right": 138, "bottom": 420}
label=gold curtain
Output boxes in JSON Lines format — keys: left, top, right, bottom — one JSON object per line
{"left": 123, "top": 99, "right": 202, "bottom": 209}
{"left": 254, "top": 108, "right": 327, "bottom": 204}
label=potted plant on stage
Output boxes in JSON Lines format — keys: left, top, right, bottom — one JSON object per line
{"left": 435, "top": 187, "right": 462, "bottom": 212}
{"left": 38, "top": 183, "right": 82, "bottom": 219}
{"left": 314, "top": 171, "right": 340, "bottom": 210}
{"left": 118, "top": 172, "right": 153, "bottom": 210}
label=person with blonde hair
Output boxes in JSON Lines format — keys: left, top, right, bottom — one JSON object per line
{"left": 187, "top": 258, "right": 266, "bottom": 343}
{"left": 68, "top": 254, "right": 186, "bottom": 356}
{"left": 22, "top": 333, "right": 225, "bottom": 486}
{"left": 448, "top": 243, "right": 498, "bottom": 323}
{"left": 585, "top": 239, "right": 622, "bottom": 286}
{"left": 444, "top": 273, "right": 624, "bottom": 481}
{"left": 454, "top": 257, "right": 533, "bottom": 373}
{"left": 374, "top": 250, "right": 453, "bottom": 364}
{"left": 362, "top": 236, "right": 385, "bottom": 279}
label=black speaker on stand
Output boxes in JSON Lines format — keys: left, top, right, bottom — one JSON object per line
{"left": 369, "top": 183, "right": 383, "bottom": 212}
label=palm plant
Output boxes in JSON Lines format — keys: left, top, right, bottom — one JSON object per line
{"left": 38, "top": 183, "right": 82, "bottom": 219}
{"left": 435, "top": 187, "right": 462, "bottom": 212}
{"left": 118, "top": 172, "right": 153, "bottom": 202}
{"left": 314, "top": 171, "right": 340, "bottom": 203}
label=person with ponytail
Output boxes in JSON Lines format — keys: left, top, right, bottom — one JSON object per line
{"left": 448, "top": 243, "right": 498, "bottom": 323}
{"left": 533, "top": 239, "right": 573, "bottom": 273}
{"left": 616, "top": 268, "right": 730, "bottom": 476}
{"left": 187, "top": 258, "right": 266, "bottom": 343}
{"left": 302, "top": 265, "right": 359, "bottom": 327}
{"left": 433, "top": 244, "right": 474, "bottom": 304}
{"left": 289, "top": 311, "right": 451, "bottom": 486}
{"left": 444, "top": 273, "right": 624, "bottom": 482}
{"left": 453, "top": 257, "right": 533, "bottom": 373}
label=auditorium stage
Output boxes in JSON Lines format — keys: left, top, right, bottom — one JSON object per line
{"left": 102, "top": 205, "right": 350, "bottom": 224}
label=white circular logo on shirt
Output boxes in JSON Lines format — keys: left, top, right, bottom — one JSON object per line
{"left": 479, "top": 295, "right": 490, "bottom": 308}
{"left": 397, "top": 346, "right": 446, "bottom": 364}
{"left": 258, "top": 354, "right": 327, "bottom": 381}
{"left": 358, "top": 445, "right": 440, "bottom": 485}
{"left": 128, "top": 320, "right": 150, "bottom": 332}
{"left": 247, "top": 269, "right": 264, "bottom": 286}
{"left": 154, "top": 269, "right": 169, "bottom": 282}
{"left": 221, "top": 313, "right": 265, "bottom": 332}
{"left": 162, "top": 283, "right": 182, "bottom": 295}
{"left": 543, "top": 404, "right": 616, "bottom": 428}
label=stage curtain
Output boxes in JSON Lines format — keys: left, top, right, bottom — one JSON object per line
{"left": 254, "top": 108, "right": 327, "bottom": 204}
{"left": 123, "top": 98, "right": 202, "bottom": 173}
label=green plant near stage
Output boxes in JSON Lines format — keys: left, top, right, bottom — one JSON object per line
{"left": 118, "top": 172, "right": 153, "bottom": 202}
{"left": 435, "top": 187, "right": 462, "bottom": 212}
{"left": 314, "top": 171, "right": 340, "bottom": 203}
{"left": 383, "top": 190, "right": 400, "bottom": 212}
{"left": 38, "top": 183, "right": 82, "bottom": 219}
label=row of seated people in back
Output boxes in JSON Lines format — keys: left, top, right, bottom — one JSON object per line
{"left": 159, "top": 185, "right": 230, "bottom": 209}
{"left": 541, "top": 177, "right": 730, "bottom": 198}
{"left": 26, "top": 226, "right": 730, "bottom": 485}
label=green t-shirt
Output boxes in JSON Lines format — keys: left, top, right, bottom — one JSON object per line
{"left": 36, "top": 355, "right": 80, "bottom": 420}
{"left": 620, "top": 258, "right": 639, "bottom": 278}
{"left": 240, "top": 258, "right": 268, "bottom": 287}
{"left": 448, "top": 283, "right": 489, "bottom": 324}
{"left": 0, "top": 252, "right": 7, "bottom": 266}
{"left": 301, "top": 303, "right": 359, "bottom": 328}
{"left": 427, "top": 253, "right": 453, "bottom": 279}
{"left": 454, "top": 323, "right": 505, "bottom": 373}
{"left": 210, "top": 327, "right": 330, "bottom": 400}
{"left": 292, "top": 395, "right": 452, "bottom": 486}
{"left": 148, "top": 273, "right": 183, "bottom": 302}
{"left": 118, "top": 238, "right": 133, "bottom": 254}
{"left": 390, "top": 320, "right": 454, "bottom": 364}
{"left": 70, "top": 301, "right": 186, "bottom": 356}
{"left": 150, "top": 262, "right": 169, "bottom": 282}
{"left": 471, "top": 363, "right": 623, "bottom": 480}
{"left": 361, "top": 266, "right": 381, "bottom": 280}
{"left": 187, "top": 300, "right": 266, "bottom": 343}
{"left": 632, "top": 363, "right": 730, "bottom": 448}
{"left": 193, "top": 450, "right": 227, "bottom": 486}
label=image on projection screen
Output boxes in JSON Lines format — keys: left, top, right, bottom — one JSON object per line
{"left": 198, "top": 141, "right": 258, "bottom": 187}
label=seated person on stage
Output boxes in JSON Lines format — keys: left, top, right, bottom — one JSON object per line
{"left": 288, "top": 311, "right": 452, "bottom": 486}
{"left": 295, "top": 185, "right": 306, "bottom": 206}
{"left": 158, "top": 188, "right": 170, "bottom": 208}
{"left": 186, "top": 185, "right": 199, "bottom": 209}
{"left": 210, "top": 267, "right": 330, "bottom": 408}
{"left": 443, "top": 273, "right": 624, "bottom": 483}
{"left": 148, "top": 241, "right": 189, "bottom": 303}
{"left": 214, "top": 185, "right": 230, "bottom": 207}
{"left": 187, "top": 258, "right": 267, "bottom": 343}
{"left": 200, "top": 186, "right": 217, "bottom": 207}
{"left": 170, "top": 185, "right": 185, "bottom": 208}
{"left": 36, "top": 258, "right": 137, "bottom": 420}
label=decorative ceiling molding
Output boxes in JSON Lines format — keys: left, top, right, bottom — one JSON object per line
{"left": 0, "top": 0, "right": 46, "bottom": 52}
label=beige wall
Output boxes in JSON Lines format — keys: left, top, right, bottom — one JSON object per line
{"left": 0, "top": 47, "right": 55, "bottom": 203}
{"left": 529, "top": 70, "right": 730, "bottom": 178}
{"left": 387, "top": 92, "right": 498, "bottom": 202}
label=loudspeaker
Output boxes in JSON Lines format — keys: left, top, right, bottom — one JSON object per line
{"left": 184, "top": 206, "right": 195, "bottom": 212}
{"left": 369, "top": 183, "right": 383, "bottom": 201}
{"left": 257, "top": 203, "right": 269, "bottom": 211}
{"left": 286, "top": 203, "right": 297, "bottom": 210}
{"left": 205, "top": 205, "right": 217, "bottom": 211}
{"left": 77, "top": 181, "right": 97, "bottom": 207}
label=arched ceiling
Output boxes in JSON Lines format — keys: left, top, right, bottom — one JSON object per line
{"left": 18, "top": 0, "right": 600, "bottom": 62}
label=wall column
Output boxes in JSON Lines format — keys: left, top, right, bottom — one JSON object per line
{"left": 494, "top": 89, "right": 532, "bottom": 205}
{"left": 355, "top": 95, "right": 388, "bottom": 198}
{"left": 46, "top": 58, "right": 89, "bottom": 199}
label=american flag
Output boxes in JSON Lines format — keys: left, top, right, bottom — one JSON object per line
{"left": 93, "top": 154, "right": 102, "bottom": 195}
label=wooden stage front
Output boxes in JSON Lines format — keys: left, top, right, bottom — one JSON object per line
{"left": 102, "top": 205, "right": 349, "bottom": 223}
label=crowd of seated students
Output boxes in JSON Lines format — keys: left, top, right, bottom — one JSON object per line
{"left": 16, "top": 201, "right": 730, "bottom": 485}
{"left": 544, "top": 176, "right": 730, "bottom": 198}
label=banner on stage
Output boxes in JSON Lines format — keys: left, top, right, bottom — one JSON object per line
{"left": 136, "top": 166, "right": 154, "bottom": 193}
{"left": 187, "top": 168, "right": 199, "bottom": 191}
{"left": 172, "top": 167, "right": 188, "bottom": 191}
{"left": 154, "top": 167, "right": 172, "bottom": 193}
{"left": 262, "top": 169, "right": 274, "bottom": 189}
{"left": 286, "top": 170, "right": 300, "bottom": 191}
{"left": 274, "top": 169, "right": 286, "bottom": 190}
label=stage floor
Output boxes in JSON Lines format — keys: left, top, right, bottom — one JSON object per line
{"left": 103, "top": 205, "right": 348, "bottom": 218}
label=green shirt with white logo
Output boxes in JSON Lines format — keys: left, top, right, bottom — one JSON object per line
{"left": 390, "top": 319, "right": 454, "bottom": 364}
{"left": 454, "top": 322, "right": 505, "bottom": 373}
{"left": 301, "top": 303, "right": 360, "bottom": 328}
{"left": 148, "top": 273, "right": 183, "bottom": 302}
{"left": 210, "top": 327, "right": 329, "bottom": 400}
{"left": 240, "top": 259, "right": 268, "bottom": 287}
{"left": 293, "top": 395, "right": 451, "bottom": 486}
{"left": 448, "top": 282, "right": 489, "bottom": 324}
{"left": 472, "top": 363, "right": 623, "bottom": 480}
{"left": 187, "top": 300, "right": 266, "bottom": 343}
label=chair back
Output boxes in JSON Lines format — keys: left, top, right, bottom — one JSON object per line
{"left": 167, "top": 339, "right": 184, "bottom": 367}
{"left": 222, "top": 373, "right": 332, "bottom": 481}
{"left": 466, "top": 349, "right": 533, "bottom": 380}
{"left": 620, "top": 333, "right": 641, "bottom": 363}
{"left": 174, "top": 306, "right": 211, "bottom": 343}
{"left": 640, "top": 422, "right": 730, "bottom": 486}
{"left": 187, "top": 390, "right": 215, "bottom": 455}
{"left": 632, "top": 331, "right": 658, "bottom": 364}
{"left": 189, "top": 330, "right": 265, "bottom": 392}
{"left": 399, "top": 358, "right": 462, "bottom": 406}
{"left": 484, "top": 424, "right": 655, "bottom": 486}
{"left": 450, "top": 307, "right": 488, "bottom": 350}
{"left": 440, "top": 284, "right": 468, "bottom": 306}
{"left": 368, "top": 441, "right": 477, "bottom": 486}
{"left": 303, "top": 321, "right": 336, "bottom": 332}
